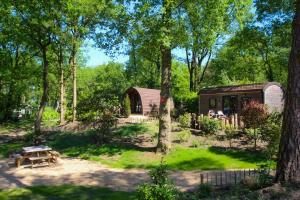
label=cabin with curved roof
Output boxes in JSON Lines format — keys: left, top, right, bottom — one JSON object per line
{"left": 198, "top": 82, "right": 284, "bottom": 116}
{"left": 124, "top": 87, "right": 173, "bottom": 116}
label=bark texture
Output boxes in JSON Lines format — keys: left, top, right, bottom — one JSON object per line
{"left": 60, "top": 68, "right": 66, "bottom": 125}
{"left": 34, "top": 47, "right": 49, "bottom": 134}
{"left": 157, "top": 0, "right": 172, "bottom": 154}
{"left": 275, "top": 0, "right": 300, "bottom": 183}
{"left": 71, "top": 43, "right": 77, "bottom": 122}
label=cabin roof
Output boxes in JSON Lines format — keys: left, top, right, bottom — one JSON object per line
{"left": 199, "top": 82, "right": 282, "bottom": 95}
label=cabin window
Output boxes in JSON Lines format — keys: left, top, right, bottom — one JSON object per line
{"left": 241, "top": 97, "right": 251, "bottom": 110}
{"left": 209, "top": 98, "right": 217, "bottom": 109}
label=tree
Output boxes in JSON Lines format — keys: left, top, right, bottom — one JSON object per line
{"left": 64, "top": 0, "right": 113, "bottom": 122}
{"left": 9, "top": 0, "right": 63, "bottom": 134}
{"left": 275, "top": 0, "right": 300, "bottom": 183}
{"left": 123, "top": 94, "right": 131, "bottom": 117}
{"left": 180, "top": 0, "right": 252, "bottom": 91}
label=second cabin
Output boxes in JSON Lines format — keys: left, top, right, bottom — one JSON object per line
{"left": 198, "top": 82, "right": 284, "bottom": 116}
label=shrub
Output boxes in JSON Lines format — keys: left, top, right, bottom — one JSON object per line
{"left": 241, "top": 100, "right": 268, "bottom": 150}
{"left": 137, "top": 160, "right": 178, "bottom": 200}
{"left": 241, "top": 100, "right": 268, "bottom": 129}
{"left": 225, "top": 125, "right": 237, "bottom": 147}
{"left": 178, "top": 113, "right": 191, "bottom": 128}
{"left": 123, "top": 94, "right": 131, "bottom": 118}
{"left": 191, "top": 139, "right": 202, "bottom": 148}
{"left": 200, "top": 117, "right": 220, "bottom": 135}
{"left": 196, "top": 184, "right": 212, "bottom": 198}
{"left": 92, "top": 111, "right": 117, "bottom": 145}
{"left": 244, "top": 128, "right": 261, "bottom": 150}
{"left": 176, "top": 130, "right": 191, "bottom": 143}
{"left": 261, "top": 112, "right": 282, "bottom": 159}
{"left": 42, "top": 107, "right": 59, "bottom": 122}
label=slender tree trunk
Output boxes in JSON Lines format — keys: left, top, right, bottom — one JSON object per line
{"left": 34, "top": 47, "right": 49, "bottom": 134}
{"left": 185, "top": 48, "right": 194, "bottom": 91}
{"left": 275, "top": 0, "right": 300, "bottom": 183}
{"left": 71, "top": 43, "right": 77, "bottom": 122}
{"left": 191, "top": 52, "right": 197, "bottom": 91}
{"left": 157, "top": 0, "right": 173, "bottom": 154}
{"left": 60, "top": 68, "right": 65, "bottom": 125}
{"left": 58, "top": 46, "right": 66, "bottom": 125}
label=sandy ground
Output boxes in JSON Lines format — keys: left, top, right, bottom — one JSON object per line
{"left": 0, "top": 157, "right": 201, "bottom": 192}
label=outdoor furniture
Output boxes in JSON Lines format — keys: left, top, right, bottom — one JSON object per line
{"left": 217, "top": 111, "right": 226, "bottom": 119}
{"left": 18, "top": 145, "right": 53, "bottom": 168}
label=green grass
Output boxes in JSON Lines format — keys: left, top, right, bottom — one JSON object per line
{"left": 96, "top": 145, "right": 270, "bottom": 170}
{"left": 0, "top": 120, "right": 33, "bottom": 134}
{"left": 0, "top": 122, "right": 272, "bottom": 170}
{"left": 0, "top": 185, "right": 135, "bottom": 200}
{"left": 45, "top": 129, "right": 269, "bottom": 170}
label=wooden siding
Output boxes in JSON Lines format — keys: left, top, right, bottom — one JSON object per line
{"left": 199, "top": 91, "right": 263, "bottom": 115}
{"left": 264, "top": 85, "right": 284, "bottom": 112}
{"left": 125, "top": 87, "right": 174, "bottom": 116}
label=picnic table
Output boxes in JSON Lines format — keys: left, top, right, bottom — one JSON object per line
{"left": 15, "top": 145, "right": 59, "bottom": 168}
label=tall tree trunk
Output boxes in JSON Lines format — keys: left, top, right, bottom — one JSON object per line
{"left": 191, "top": 52, "right": 197, "bottom": 91}
{"left": 34, "top": 47, "right": 49, "bottom": 134}
{"left": 71, "top": 43, "right": 77, "bottom": 122}
{"left": 157, "top": 0, "right": 172, "bottom": 154}
{"left": 185, "top": 48, "right": 194, "bottom": 91}
{"left": 275, "top": 0, "right": 300, "bottom": 183}
{"left": 60, "top": 68, "right": 65, "bottom": 125}
{"left": 58, "top": 46, "right": 66, "bottom": 125}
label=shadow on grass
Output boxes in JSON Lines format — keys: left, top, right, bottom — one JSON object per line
{"left": 114, "top": 124, "right": 149, "bottom": 137}
{"left": 0, "top": 120, "right": 33, "bottom": 133}
{"left": 208, "top": 146, "right": 267, "bottom": 163}
{"left": 0, "top": 185, "right": 136, "bottom": 200}
{"left": 46, "top": 131, "right": 155, "bottom": 159}
{"left": 0, "top": 142, "right": 25, "bottom": 157}
{"left": 167, "top": 157, "right": 226, "bottom": 170}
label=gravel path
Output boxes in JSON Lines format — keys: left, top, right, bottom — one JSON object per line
{"left": 0, "top": 157, "right": 201, "bottom": 192}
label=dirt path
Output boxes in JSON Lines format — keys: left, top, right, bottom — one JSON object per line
{"left": 0, "top": 157, "right": 200, "bottom": 192}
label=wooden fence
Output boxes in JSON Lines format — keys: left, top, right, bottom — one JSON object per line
{"left": 199, "top": 169, "right": 272, "bottom": 187}
{"left": 191, "top": 113, "right": 244, "bottom": 130}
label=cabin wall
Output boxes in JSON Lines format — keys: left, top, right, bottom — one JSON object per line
{"left": 199, "top": 91, "right": 263, "bottom": 115}
{"left": 264, "top": 85, "right": 284, "bottom": 112}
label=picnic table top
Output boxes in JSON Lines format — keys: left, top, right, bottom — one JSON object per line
{"left": 22, "top": 145, "right": 52, "bottom": 153}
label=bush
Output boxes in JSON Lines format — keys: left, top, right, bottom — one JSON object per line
{"left": 191, "top": 139, "right": 202, "bottom": 148}
{"left": 200, "top": 117, "right": 220, "bottom": 135}
{"left": 244, "top": 128, "right": 261, "bottom": 150}
{"left": 178, "top": 113, "right": 191, "bottom": 128}
{"left": 241, "top": 100, "right": 268, "bottom": 129}
{"left": 241, "top": 101, "right": 268, "bottom": 150}
{"left": 92, "top": 111, "right": 117, "bottom": 145}
{"left": 42, "top": 107, "right": 59, "bottom": 122}
{"left": 176, "top": 130, "right": 191, "bottom": 143}
{"left": 123, "top": 94, "right": 131, "bottom": 117}
{"left": 196, "top": 184, "right": 212, "bottom": 198}
{"left": 261, "top": 112, "right": 282, "bottom": 159}
{"left": 225, "top": 125, "right": 237, "bottom": 147}
{"left": 137, "top": 160, "right": 178, "bottom": 200}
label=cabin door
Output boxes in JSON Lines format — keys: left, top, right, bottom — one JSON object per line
{"left": 222, "top": 95, "right": 238, "bottom": 116}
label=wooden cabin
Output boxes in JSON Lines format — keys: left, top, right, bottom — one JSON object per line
{"left": 198, "top": 82, "right": 284, "bottom": 116}
{"left": 125, "top": 87, "right": 174, "bottom": 116}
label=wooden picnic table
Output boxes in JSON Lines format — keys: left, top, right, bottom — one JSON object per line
{"left": 23, "top": 145, "right": 53, "bottom": 168}
{"left": 14, "top": 145, "right": 57, "bottom": 168}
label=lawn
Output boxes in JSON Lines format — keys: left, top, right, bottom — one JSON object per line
{"left": 0, "top": 185, "right": 135, "bottom": 200}
{"left": 0, "top": 122, "right": 272, "bottom": 170}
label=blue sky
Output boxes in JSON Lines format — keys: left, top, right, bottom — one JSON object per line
{"left": 83, "top": 40, "right": 129, "bottom": 67}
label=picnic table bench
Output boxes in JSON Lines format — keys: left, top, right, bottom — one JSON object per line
{"left": 14, "top": 145, "right": 59, "bottom": 168}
